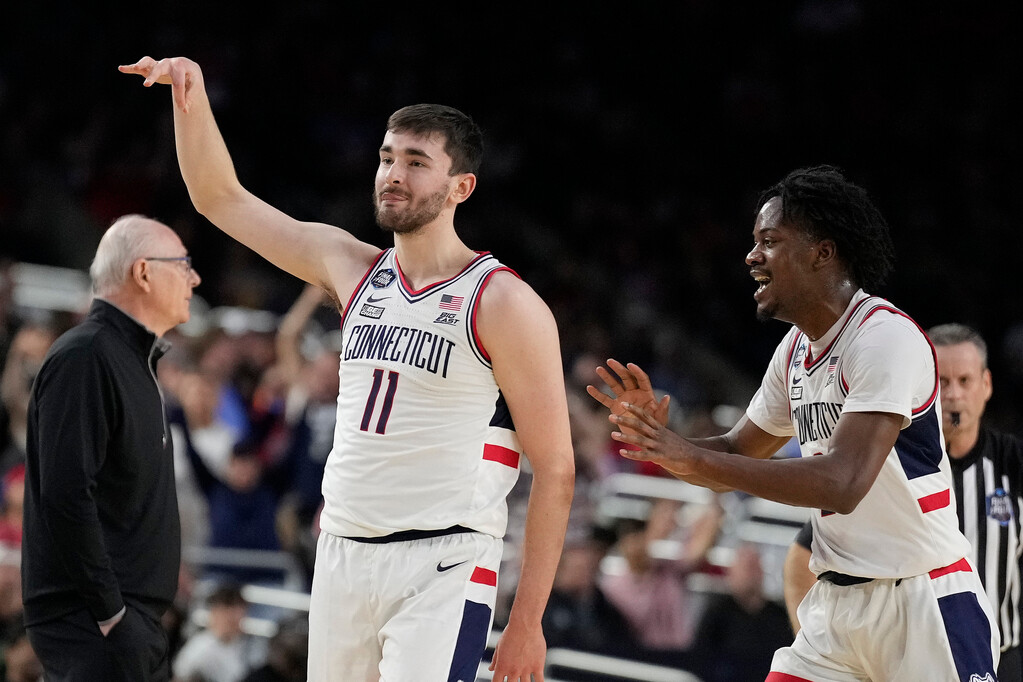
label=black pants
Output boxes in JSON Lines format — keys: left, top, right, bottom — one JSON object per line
{"left": 27, "top": 605, "right": 170, "bottom": 681}
{"left": 1000, "top": 644, "right": 1022, "bottom": 682}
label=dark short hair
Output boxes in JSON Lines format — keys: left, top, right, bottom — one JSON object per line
{"left": 387, "top": 104, "right": 483, "bottom": 176}
{"left": 756, "top": 165, "right": 896, "bottom": 292}
{"left": 928, "top": 323, "right": 988, "bottom": 368}
{"left": 207, "top": 583, "right": 246, "bottom": 608}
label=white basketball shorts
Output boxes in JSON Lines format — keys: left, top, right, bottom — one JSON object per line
{"left": 768, "top": 558, "right": 999, "bottom": 681}
{"left": 307, "top": 529, "right": 503, "bottom": 682}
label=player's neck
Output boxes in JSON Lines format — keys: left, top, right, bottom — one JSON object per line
{"left": 393, "top": 224, "right": 476, "bottom": 290}
{"left": 797, "top": 284, "right": 858, "bottom": 342}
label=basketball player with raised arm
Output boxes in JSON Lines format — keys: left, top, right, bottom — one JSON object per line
{"left": 120, "top": 56, "right": 574, "bottom": 682}
{"left": 589, "top": 166, "right": 999, "bottom": 681}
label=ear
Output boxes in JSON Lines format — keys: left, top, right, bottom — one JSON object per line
{"left": 450, "top": 173, "right": 477, "bottom": 204}
{"left": 812, "top": 238, "right": 838, "bottom": 271}
{"left": 131, "top": 259, "right": 154, "bottom": 293}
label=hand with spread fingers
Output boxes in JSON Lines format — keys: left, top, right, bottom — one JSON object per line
{"left": 585, "top": 359, "right": 670, "bottom": 435}
{"left": 608, "top": 401, "right": 696, "bottom": 476}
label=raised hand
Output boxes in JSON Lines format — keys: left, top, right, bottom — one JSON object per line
{"left": 608, "top": 401, "right": 694, "bottom": 476}
{"left": 586, "top": 358, "right": 670, "bottom": 430}
{"left": 118, "top": 56, "right": 203, "bottom": 113}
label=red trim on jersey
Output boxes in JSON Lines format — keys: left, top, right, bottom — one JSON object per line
{"left": 765, "top": 673, "right": 814, "bottom": 682}
{"left": 918, "top": 488, "right": 951, "bottom": 513}
{"left": 469, "top": 266, "right": 520, "bottom": 362}
{"left": 470, "top": 566, "right": 498, "bottom": 586}
{"left": 482, "top": 443, "right": 520, "bottom": 468}
{"left": 339, "top": 249, "right": 388, "bottom": 326}
{"left": 859, "top": 304, "right": 939, "bottom": 416}
{"left": 929, "top": 557, "right": 972, "bottom": 580}
{"left": 394, "top": 250, "right": 492, "bottom": 296}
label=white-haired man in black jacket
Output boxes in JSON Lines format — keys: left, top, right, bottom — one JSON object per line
{"left": 22, "top": 214, "right": 200, "bottom": 681}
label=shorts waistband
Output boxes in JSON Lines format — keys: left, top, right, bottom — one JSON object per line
{"left": 343, "top": 525, "right": 474, "bottom": 544}
{"left": 817, "top": 570, "right": 875, "bottom": 586}
{"left": 817, "top": 570, "right": 904, "bottom": 587}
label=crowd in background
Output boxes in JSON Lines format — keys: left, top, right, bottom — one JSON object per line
{"left": 1, "top": 3, "right": 1021, "bottom": 680}
{"left": 0, "top": 271, "right": 801, "bottom": 680}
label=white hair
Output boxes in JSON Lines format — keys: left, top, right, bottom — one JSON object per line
{"left": 89, "top": 214, "right": 163, "bottom": 296}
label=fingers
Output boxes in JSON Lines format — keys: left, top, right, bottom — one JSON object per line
{"left": 118, "top": 56, "right": 196, "bottom": 112}
{"left": 614, "top": 402, "right": 660, "bottom": 429}
{"left": 606, "top": 358, "right": 638, "bottom": 391}
{"left": 627, "top": 361, "right": 654, "bottom": 393}
{"left": 585, "top": 384, "right": 613, "bottom": 409}
{"left": 117, "top": 55, "right": 156, "bottom": 76}
{"left": 594, "top": 365, "right": 624, "bottom": 396}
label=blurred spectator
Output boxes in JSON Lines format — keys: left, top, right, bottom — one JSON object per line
{"left": 0, "top": 623, "right": 42, "bottom": 682}
{"left": 599, "top": 497, "right": 722, "bottom": 669}
{"left": 192, "top": 327, "right": 253, "bottom": 446}
{"left": 690, "top": 542, "right": 793, "bottom": 682}
{"left": 0, "top": 539, "right": 24, "bottom": 642}
{"left": 240, "top": 615, "right": 308, "bottom": 682}
{"left": 0, "top": 262, "right": 17, "bottom": 370}
{"left": 0, "top": 321, "right": 57, "bottom": 475}
{"left": 541, "top": 524, "right": 640, "bottom": 659}
{"left": 0, "top": 475, "right": 27, "bottom": 682}
{"left": 269, "top": 284, "right": 339, "bottom": 586}
{"left": 176, "top": 411, "right": 293, "bottom": 584}
{"left": 163, "top": 564, "right": 199, "bottom": 667}
{"left": 172, "top": 583, "right": 265, "bottom": 682}
{"left": 0, "top": 464, "right": 24, "bottom": 551}
{"left": 168, "top": 367, "right": 234, "bottom": 552}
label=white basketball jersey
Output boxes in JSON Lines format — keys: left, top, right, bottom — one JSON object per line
{"left": 747, "top": 290, "right": 971, "bottom": 578}
{"left": 319, "top": 249, "right": 522, "bottom": 539}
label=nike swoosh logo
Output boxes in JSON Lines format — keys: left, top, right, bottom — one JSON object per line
{"left": 367, "top": 295, "right": 391, "bottom": 303}
{"left": 793, "top": 376, "right": 802, "bottom": 384}
{"left": 437, "top": 560, "right": 468, "bottom": 572}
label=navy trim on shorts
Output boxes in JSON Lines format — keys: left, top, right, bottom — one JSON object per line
{"left": 343, "top": 525, "right": 474, "bottom": 544}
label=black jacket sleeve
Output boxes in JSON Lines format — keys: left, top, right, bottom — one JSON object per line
{"left": 33, "top": 345, "right": 123, "bottom": 621}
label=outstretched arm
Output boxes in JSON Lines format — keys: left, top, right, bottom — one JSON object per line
{"left": 118, "top": 56, "right": 380, "bottom": 303}
{"left": 478, "top": 272, "right": 575, "bottom": 682}
{"left": 588, "top": 360, "right": 786, "bottom": 490}
{"left": 610, "top": 402, "right": 901, "bottom": 514}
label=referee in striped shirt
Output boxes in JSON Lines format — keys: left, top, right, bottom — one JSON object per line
{"left": 932, "top": 322, "right": 1023, "bottom": 681}
{"left": 783, "top": 323, "right": 1023, "bottom": 680}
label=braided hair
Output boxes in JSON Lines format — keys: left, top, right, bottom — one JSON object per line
{"left": 756, "top": 165, "right": 896, "bottom": 292}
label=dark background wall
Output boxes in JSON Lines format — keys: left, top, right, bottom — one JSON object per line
{"left": 2, "top": 2, "right": 1021, "bottom": 428}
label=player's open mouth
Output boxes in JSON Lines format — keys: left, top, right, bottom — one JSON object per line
{"left": 752, "top": 272, "right": 770, "bottom": 296}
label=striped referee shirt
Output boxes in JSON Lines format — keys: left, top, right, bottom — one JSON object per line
{"left": 950, "top": 425, "right": 1023, "bottom": 652}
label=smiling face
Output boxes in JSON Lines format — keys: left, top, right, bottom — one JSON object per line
{"left": 373, "top": 130, "right": 462, "bottom": 235}
{"left": 745, "top": 197, "right": 821, "bottom": 326}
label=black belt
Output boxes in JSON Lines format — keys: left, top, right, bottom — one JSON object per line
{"left": 818, "top": 571, "right": 901, "bottom": 587}
{"left": 343, "top": 525, "right": 474, "bottom": 544}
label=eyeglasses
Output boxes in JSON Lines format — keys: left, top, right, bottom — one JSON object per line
{"left": 145, "top": 256, "right": 193, "bottom": 272}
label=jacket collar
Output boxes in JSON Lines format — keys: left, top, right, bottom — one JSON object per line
{"left": 89, "top": 298, "right": 171, "bottom": 360}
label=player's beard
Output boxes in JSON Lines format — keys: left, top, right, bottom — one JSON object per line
{"left": 374, "top": 188, "right": 448, "bottom": 235}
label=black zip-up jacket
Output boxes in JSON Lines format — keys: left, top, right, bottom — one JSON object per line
{"left": 21, "top": 299, "right": 181, "bottom": 626}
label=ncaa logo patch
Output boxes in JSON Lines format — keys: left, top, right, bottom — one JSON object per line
{"left": 986, "top": 488, "right": 1014, "bottom": 527}
{"left": 792, "top": 343, "right": 806, "bottom": 368}
{"left": 371, "top": 268, "right": 396, "bottom": 288}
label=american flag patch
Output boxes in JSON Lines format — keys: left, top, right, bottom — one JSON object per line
{"left": 828, "top": 356, "right": 839, "bottom": 373}
{"left": 439, "top": 294, "right": 464, "bottom": 311}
